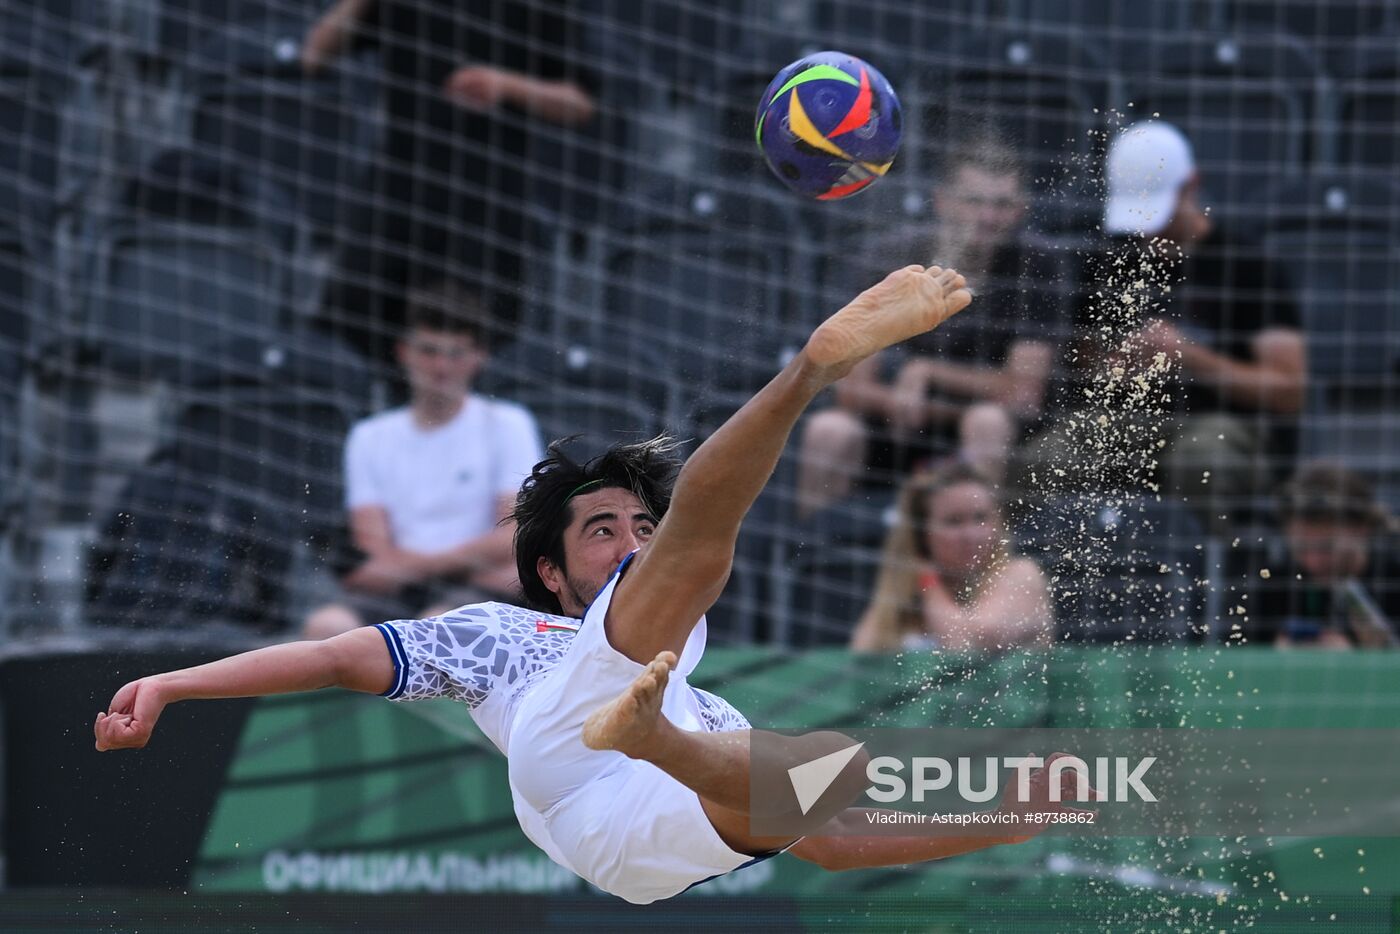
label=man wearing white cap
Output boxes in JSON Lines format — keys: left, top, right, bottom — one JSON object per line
{"left": 1017, "top": 120, "right": 1306, "bottom": 532}
{"left": 1102, "top": 121, "right": 1214, "bottom": 244}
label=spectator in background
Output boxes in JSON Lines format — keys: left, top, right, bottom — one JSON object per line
{"left": 797, "top": 134, "right": 1068, "bottom": 519}
{"left": 303, "top": 0, "right": 597, "bottom": 362}
{"left": 1244, "top": 462, "right": 1400, "bottom": 648}
{"left": 1016, "top": 121, "right": 1307, "bottom": 530}
{"left": 303, "top": 282, "right": 543, "bottom": 639}
{"left": 850, "top": 463, "right": 1052, "bottom": 653}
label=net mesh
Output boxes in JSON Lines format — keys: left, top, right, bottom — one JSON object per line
{"left": 0, "top": 0, "right": 1397, "bottom": 650}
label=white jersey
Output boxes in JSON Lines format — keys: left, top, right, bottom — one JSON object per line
{"left": 375, "top": 601, "right": 750, "bottom": 878}
{"left": 376, "top": 603, "right": 577, "bottom": 753}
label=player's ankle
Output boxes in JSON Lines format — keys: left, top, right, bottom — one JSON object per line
{"left": 795, "top": 342, "right": 854, "bottom": 386}
{"left": 627, "top": 715, "right": 682, "bottom": 764}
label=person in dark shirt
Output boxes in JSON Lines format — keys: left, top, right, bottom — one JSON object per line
{"left": 1244, "top": 461, "right": 1400, "bottom": 648}
{"left": 303, "top": 0, "right": 597, "bottom": 361}
{"left": 1016, "top": 122, "right": 1307, "bottom": 531}
{"left": 795, "top": 135, "right": 1070, "bottom": 518}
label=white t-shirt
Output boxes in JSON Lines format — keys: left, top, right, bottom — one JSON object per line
{"left": 344, "top": 397, "right": 542, "bottom": 553}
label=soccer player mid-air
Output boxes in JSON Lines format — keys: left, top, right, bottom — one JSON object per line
{"left": 95, "top": 265, "right": 1091, "bottom": 904}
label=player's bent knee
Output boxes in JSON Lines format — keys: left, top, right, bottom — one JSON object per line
{"left": 809, "top": 730, "right": 871, "bottom": 787}
{"left": 806, "top": 730, "right": 869, "bottom": 797}
{"left": 756, "top": 729, "right": 870, "bottom": 831}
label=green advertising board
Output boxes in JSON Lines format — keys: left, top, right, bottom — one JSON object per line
{"left": 188, "top": 648, "right": 1400, "bottom": 927}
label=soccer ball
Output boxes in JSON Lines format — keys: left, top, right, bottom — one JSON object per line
{"left": 754, "top": 51, "right": 902, "bottom": 200}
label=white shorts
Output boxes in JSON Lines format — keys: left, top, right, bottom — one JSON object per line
{"left": 506, "top": 556, "right": 765, "bottom": 904}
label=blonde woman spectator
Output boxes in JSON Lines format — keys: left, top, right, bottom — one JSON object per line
{"left": 851, "top": 464, "right": 1052, "bottom": 652}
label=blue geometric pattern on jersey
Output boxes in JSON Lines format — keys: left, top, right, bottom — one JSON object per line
{"left": 378, "top": 603, "right": 576, "bottom": 706}
{"left": 378, "top": 602, "right": 752, "bottom": 735}
{"left": 693, "top": 687, "right": 752, "bottom": 733}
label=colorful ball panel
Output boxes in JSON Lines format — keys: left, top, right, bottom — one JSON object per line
{"left": 755, "top": 51, "right": 903, "bottom": 200}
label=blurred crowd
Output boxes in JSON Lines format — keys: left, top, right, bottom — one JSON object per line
{"left": 290, "top": 104, "right": 1397, "bottom": 651}
{"left": 5, "top": 1, "right": 1397, "bottom": 652}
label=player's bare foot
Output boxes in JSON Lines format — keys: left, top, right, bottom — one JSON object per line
{"left": 804, "top": 264, "right": 972, "bottom": 374}
{"left": 582, "top": 651, "right": 676, "bottom": 756}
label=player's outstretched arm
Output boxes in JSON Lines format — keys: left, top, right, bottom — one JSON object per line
{"left": 94, "top": 628, "right": 394, "bottom": 751}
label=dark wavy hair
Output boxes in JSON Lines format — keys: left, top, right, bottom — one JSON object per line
{"left": 510, "top": 435, "right": 684, "bottom": 614}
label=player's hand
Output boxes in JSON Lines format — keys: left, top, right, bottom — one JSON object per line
{"left": 443, "top": 66, "right": 517, "bottom": 111}
{"left": 995, "top": 751, "right": 1101, "bottom": 844}
{"left": 95, "top": 677, "right": 168, "bottom": 751}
